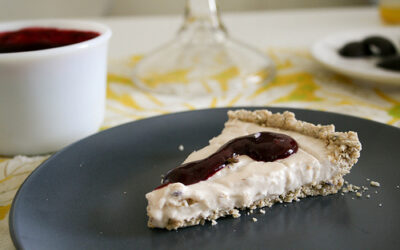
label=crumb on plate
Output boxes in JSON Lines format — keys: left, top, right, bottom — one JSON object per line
{"left": 370, "top": 181, "right": 380, "bottom": 187}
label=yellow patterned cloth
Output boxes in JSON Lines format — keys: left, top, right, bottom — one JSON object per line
{"left": 1, "top": 49, "right": 399, "bottom": 248}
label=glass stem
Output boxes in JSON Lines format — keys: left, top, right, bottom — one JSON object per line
{"left": 181, "top": 0, "right": 225, "bottom": 31}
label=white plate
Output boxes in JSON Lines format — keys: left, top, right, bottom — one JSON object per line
{"left": 311, "top": 28, "right": 400, "bottom": 85}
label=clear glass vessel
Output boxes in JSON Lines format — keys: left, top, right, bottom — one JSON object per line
{"left": 133, "top": 0, "right": 275, "bottom": 96}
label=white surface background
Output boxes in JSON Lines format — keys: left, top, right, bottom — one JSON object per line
{"left": 97, "top": 7, "right": 382, "bottom": 59}
{"left": 0, "top": 0, "right": 371, "bottom": 20}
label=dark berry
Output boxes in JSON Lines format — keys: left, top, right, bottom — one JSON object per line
{"left": 339, "top": 41, "right": 371, "bottom": 57}
{"left": 377, "top": 55, "right": 400, "bottom": 72}
{"left": 363, "top": 36, "right": 397, "bottom": 57}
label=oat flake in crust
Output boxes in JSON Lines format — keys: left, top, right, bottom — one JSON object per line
{"left": 146, "top": 109, "right": 362, "bottom": 230}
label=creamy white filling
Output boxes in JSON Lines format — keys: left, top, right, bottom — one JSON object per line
{"left": 146, "top": 120, "right": 339, "bottom": 228}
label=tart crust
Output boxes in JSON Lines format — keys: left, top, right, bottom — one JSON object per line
{"left": 147, "top": 109, "right": 361, "bottom": 230}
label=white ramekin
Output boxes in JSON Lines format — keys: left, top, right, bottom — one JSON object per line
{"left": 0, "top": 20, "right": 112, "bottom": 155}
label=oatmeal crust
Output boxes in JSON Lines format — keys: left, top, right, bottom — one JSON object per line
{"left": 147, "top": 109, "right": 361, "bottom": 230}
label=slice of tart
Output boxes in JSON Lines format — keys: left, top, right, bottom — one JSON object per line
{"left": 145, "top": 109, "right": 361, "bottom": 230}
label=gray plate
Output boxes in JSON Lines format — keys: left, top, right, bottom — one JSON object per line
{"left": 9, "top": 107, "right": 400, "bottom": 250}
